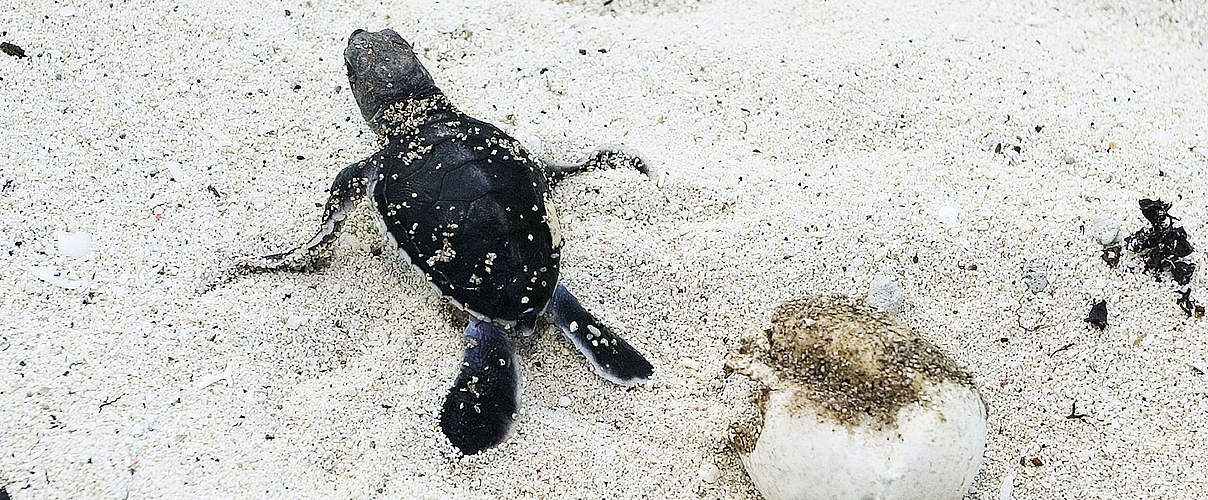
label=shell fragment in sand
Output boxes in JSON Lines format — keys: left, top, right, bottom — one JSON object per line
{"left": 56, "top": 230, "right": 95, "bottom": 258}
{"left": 29, "top": 266, "right": 86, "bottom": 289}
{"left": 195, "top": 362, "right": 235, "bottom": 390}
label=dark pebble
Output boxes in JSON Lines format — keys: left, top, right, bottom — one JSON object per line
{"left": 1085, "top": 300, "right": 1108, "bottom": 330}
{"left": 1, "top": 41, "right": 26, "bottom": 58}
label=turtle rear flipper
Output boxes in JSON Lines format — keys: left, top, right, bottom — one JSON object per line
{"left": 548, "top": 284, "right": 654, "bottom": 385}
{"left": 440, "top": 320, "right": 520, "bottom": 455}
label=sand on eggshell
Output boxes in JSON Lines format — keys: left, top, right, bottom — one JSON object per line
{"left": 732, "top": 295, "right": 975, "bottom": 429}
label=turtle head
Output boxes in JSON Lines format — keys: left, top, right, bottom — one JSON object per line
{"left": 344, "top": 29, "right": 438, "bottom": 131}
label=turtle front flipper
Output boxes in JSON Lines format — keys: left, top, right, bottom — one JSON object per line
{"left": 545, "top": 145, "right": 652, "bottom": 186}
{"left": 548, "top": 284, "right": 654, "bottom": 385}
{"left": 440, "top": 320, "right": 521, "bottom": 455}
{"left": 240, "top": 158, "right": 378, "bottom": 274}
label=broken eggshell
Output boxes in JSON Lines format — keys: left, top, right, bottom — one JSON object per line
{"left": 726, "top": 296, "right": 986, "bottom": 500}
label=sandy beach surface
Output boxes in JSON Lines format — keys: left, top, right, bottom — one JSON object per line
{"left": 3, "top": 0, "right": 1207, "bottom": 497}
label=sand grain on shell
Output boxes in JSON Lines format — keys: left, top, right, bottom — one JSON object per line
{"left": 2, "top": 0, "right": 1208, "bottom": 498}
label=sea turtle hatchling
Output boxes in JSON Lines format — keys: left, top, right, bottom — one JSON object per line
{"left": 234, "top": 29, "right": 655, "bottom": 455}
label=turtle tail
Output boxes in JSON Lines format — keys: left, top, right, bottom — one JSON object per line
{"left": 439, "top": 320, "right": 521, "bottom": 455}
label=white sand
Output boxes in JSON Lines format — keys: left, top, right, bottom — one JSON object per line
{"left": 2, "top": 0, "right": 1207, "bottom": 497}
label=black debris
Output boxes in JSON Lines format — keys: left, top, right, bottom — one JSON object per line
{"left": 577, "top": 49, "right": 587, "bottom": 55}
{"left": 1125, "top": 199, "right": 1196, "bottom": 285}
{"left": 1048, "top": 342, "right": 1075, "bottom": 357}
{"left": 98, "top": 394, "right": 123, "bottom": 412}
{"left": 1101, "top": 245, "right": 1121, "bottom": 267}
{"left": 1066, "top": 402, "right": 1089, "bottom": 422}
{"left": 1171, "top": 260, "right": 1195, "bottom": 285}
{"left": 1139, "top": 198, "right": 1169, "bottom": 226}
{"left": 1177, "top": 290, "right": 1197, "bottom": 317}
{"left": 1109, "top": 199, "right": 1202, "bottom": 318}
{"left": 1, "top": 41, "right": 25, "bottom": 58}
{"left": 1085, "top": 299, "right": 1108, "bottom": 330}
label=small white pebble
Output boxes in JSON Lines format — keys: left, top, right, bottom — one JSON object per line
{"left": 699, "top": 462, "right": 721, "bottom": 483}
{"left": 999, "top": 471, "right": 1015, "bottom": 500}
{"left": 284, "top": 315, "right": 307, "bottom": 330}
{"left": 56, "top": 231, "right": 95, "bottom": 259}
{"left": 867, "top": 275, "right": 904, "bottom": 315}
{"left": 558, "top": 396, "right": 572, "bottom": 407}
{"left": 936, "top": 205, "right": 959, "bottom": 226}
{"left": 1093, "top": 217, "right": 1122, "bottom": 246}
{"left": 1023, "top": 262, "right": 1049, "bottom": 294}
